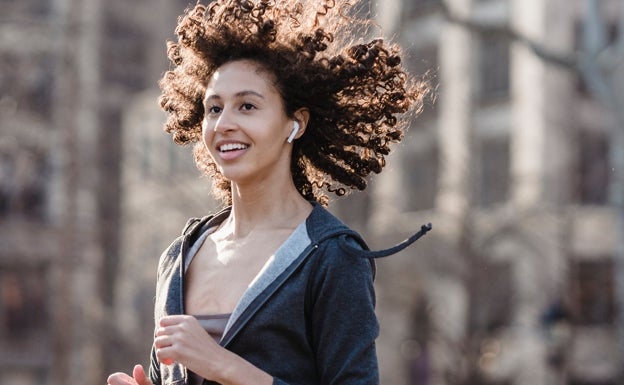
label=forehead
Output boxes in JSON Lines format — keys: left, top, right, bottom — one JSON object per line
{"left": 206, "top": 60, "right": 278, "bottom": 95}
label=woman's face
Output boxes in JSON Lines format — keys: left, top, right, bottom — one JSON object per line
{"left": 201, "top": 60, "right": 295, "bottom": 187}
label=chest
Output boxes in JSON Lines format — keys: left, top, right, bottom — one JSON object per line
{"left": 183, "top": 231, "right": 292, "bottom": 315}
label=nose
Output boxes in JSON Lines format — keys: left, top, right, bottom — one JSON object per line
{"left": 213, "top": 107, "right": 237, "bottom": 134}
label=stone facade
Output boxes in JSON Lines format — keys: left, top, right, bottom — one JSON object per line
{"left": 368, "top": 0, "right": 624, "bottom": 384}
{"left": 1, "top": 0, "right": 622, "bottom": 385}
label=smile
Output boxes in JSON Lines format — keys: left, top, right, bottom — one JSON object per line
{"left": 219, "top": 143, "right": 249, "bottom": 152}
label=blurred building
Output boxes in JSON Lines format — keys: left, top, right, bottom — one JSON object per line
{"left": 367, "top": 0, "right": 623, "bottom": 384}
{"left": 1, "top": 2, "right": 63, "bottom": 385}
{"left": 0, "top": 1, "right": 202, "bottom": 384}
{"left": 1, "top": 0, "right": 622, "bottom": 385}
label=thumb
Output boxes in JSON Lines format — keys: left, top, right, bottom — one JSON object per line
{"left": 132, "top": 364, "right": 151, "bottom": 385}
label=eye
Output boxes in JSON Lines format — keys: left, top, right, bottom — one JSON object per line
{"left": 207, "top": 105, "right": 222, "bottom": 114}
{"left": 240, "top": 103, "right": 256, "bottom": 111}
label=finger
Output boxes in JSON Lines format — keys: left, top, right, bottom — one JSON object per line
{"left": 132, "top": 365, "right": 151, "bottom": 385}
{"left": 155, "top": 346, "right": 175, "bottom": 365}
{"left": 107, "top": 372, "right": 134, "bottom": 385}
{"left": 153, "top": 334, "right": 173, "bottom": 349}
{"left": 154, "top": 325, "right": 172, "bottom": 338}
{"left": 156, "top": 315, "right": 198, "bottom": 337}
{"left": 158, "top": 314, "right": 189, "bottom": 327}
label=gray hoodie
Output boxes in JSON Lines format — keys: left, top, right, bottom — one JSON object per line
{"left": 149, "top": 202, "right": 430, "bottom": 385}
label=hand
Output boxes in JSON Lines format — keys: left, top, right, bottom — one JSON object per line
{"left": 107, "top": 364, "right": 152, "bottom": 385}
{"left": 154, "top": 315, "right": 273, "bottom": 384}
{"left": 153, "top": 315, "right": 223, "bottom": 378}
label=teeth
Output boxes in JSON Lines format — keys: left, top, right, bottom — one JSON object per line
{"left": 219, "top": 143, "right": 248, "bottom": 152}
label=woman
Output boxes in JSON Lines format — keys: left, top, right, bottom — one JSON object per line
{"left": 108, "top": 0, "right": 430, "bottom": 384}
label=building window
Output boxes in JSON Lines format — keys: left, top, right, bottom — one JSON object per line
{"left": 477, "top": 137, "right": 510, "bottom": 206}
{"left": 103, "top": 10, "right": 147, "bottom": 91}
{"left": 478, "top": 34, "right": 510, "bottom": 101}
{"left": 0, "top": 146, "right": 49, "bottom": 221}
{"left": 576, "top": 130, "right": 609, "bottom": 204}
{"left": 0, "top": 264, "right": 49, "bottom": 340}
{"left": 402, "top": 0, "right": 441, "bottom": 19}
{"left": 0, "top": 264, "right": 50, "bottom": 385}
{"left": 469, "top": 260, "right": 512, "bottom": 332}
{"left": 1, "top": 0, "right": 52, "bottom": 19}
{"left": 574, "top": 22, "right": 619, "bottom": 97}
{"left": 0, "top": 53, "right": 54, "bottom": 118}
{"left": 404, "top": 298, "right": 431, "bottom": 385}
{"left": 570, "top": 259, "right": 614, "bottom": 325}
{"left": 401, "top": 134, "right": 438, "bottom": 211}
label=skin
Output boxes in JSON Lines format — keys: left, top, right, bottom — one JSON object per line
{"left": 107, "top": 60, "right": 312, "bottom": 385}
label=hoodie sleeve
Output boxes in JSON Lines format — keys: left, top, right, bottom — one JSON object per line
{"left": 304, "top": 237, "right": 380, "bottom": 385}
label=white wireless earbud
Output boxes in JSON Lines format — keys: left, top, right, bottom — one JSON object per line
{"left": 287, "top": 121, "right": 300, "bottom": 143}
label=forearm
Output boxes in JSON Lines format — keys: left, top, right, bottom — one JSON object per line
{"left": 199, "top": 348, "right": 273, "bottom": 385}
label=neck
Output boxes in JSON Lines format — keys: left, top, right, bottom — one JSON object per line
{"left": 223, "top": 180, "right": 312, "bottom": 239}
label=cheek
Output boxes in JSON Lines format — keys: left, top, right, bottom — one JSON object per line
{"left": 201, "top": 119, "right": 213, "bottom": 146}
{"left": 201, "top": 122, "right": 220, "bottom": 161}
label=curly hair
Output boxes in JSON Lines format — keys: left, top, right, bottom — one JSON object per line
{"left": 158, "top": 0, "right": 428, "bottom": 206}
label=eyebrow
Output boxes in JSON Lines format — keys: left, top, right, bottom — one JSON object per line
{"left": 204, "top": 90, "right": 265, "bottom": 102}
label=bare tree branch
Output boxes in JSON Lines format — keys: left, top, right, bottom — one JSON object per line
{"left": 438, "top": 0, "right": 579, "bottom": 69}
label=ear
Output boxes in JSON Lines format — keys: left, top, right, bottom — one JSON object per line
{"left": 291, "top": 108, "right": 310, "bottom": 141}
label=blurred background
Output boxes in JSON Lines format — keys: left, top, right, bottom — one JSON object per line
{"left": 1, "top": 0, "right": 623, "bottom": 384}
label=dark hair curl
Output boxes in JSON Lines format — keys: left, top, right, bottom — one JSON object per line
{"left": 158, "top": 0, "right": 429, "bottom": 206}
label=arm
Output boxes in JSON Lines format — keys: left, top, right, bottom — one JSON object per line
{"left": 307, "top": 241, "right": 380, "bottom": 384}
{"left": 153, "top": 315, "right": 273, "bottom": 385}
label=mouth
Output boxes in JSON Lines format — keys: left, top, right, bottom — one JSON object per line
{"left": 218, "top": 142, "right": 249, "bottom": 152}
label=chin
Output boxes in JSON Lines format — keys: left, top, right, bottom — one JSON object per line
{"left": 218, "top": 168, "right": 252, "bottom": 184}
